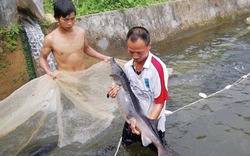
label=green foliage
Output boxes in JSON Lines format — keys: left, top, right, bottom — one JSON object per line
{"left": 43, "top": 0, "right": 54, "bottom": 14}
{"left": 43, "top": 0, "right": 174, "bottom": 16}
{"left": 0, "top": 62, "right": 10, "bottom": 71}
{"left": 0, "top": 24, "right": 21, "bottom": 70}
{"left": 19, "top": 27, "right": 37, "bottom": 80}
{"left": 0, "top": 25, "right": 20, "bottom": 52}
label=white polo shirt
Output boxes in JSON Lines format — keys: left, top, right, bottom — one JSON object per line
{"left": 124, "top": 52, "right": 169, "bottom": 132}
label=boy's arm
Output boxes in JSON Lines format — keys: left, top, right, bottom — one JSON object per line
{"left": 39, "top": 36, "right": 56, "bottom": 78}
{"left": 83, "top": 31, "right": 110, "bottom": 61}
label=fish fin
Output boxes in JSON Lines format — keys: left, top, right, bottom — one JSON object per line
{"left": 110, "top": 74, "right": 122, "bottom": 85}
{"left": 110, "top": 74, "right": 119, "bottom": 78}
{"left": 149, "top": 117, "right": 161, "bottom": 138}
{"left": 110, "top": 74, "right": 120, "bottom": 80}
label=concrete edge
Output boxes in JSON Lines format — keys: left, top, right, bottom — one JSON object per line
{"left": 76, "top": 0, "right": 250, "bottom": 55}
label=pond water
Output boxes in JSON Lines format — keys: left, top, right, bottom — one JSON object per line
{"left": 3, "top": 16, "right": 250, "bottom": 156}
{"left": 112, "top": 16, "right": 250, "bottom": 156}
{"left": 152, "top": 17, "right": 250, "bottom": 111}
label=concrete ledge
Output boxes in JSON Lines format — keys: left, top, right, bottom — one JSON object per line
{"left": 76, "top": 0, "right": 250, "bottom": 54}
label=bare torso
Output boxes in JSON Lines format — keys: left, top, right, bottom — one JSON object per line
{"left": 50, "top": 26, "right": 86, "bottom": 71}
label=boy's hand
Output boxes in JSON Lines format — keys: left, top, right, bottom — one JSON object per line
{"left": 48, "top": 71, "right": 57, "bottom": 79}
{"left": 104, "top": 56, "right": 111, "bottom": 62}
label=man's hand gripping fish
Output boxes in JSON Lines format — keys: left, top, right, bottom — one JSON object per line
{"left": 109, "top": 58, "right": 181, "bottom": 156}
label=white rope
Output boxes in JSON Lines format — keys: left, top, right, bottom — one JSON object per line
{"left": 114, "top": 23, "right": 250, "bottom": 155}
{"left": 115, "top": 73, "right": 249, "bottom": 155}
{"left": 171, "top": 73, "right": 249, "bottom": 114}
{"left": 169, "top": 24, "right": 250, "bottom": 114}
{"left": 114, "top": 137, "right": 122, "bottom": 156}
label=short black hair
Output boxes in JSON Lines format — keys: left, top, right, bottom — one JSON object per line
{"left": 53, "top": 0, "right": 76, "bottom": 19}
{"left": 126, "top": 26, "right": 150, "bottom": 46}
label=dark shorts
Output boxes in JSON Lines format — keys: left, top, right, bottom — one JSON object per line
{"left": 121, "top": 122, "right": 167, "bottom": 153}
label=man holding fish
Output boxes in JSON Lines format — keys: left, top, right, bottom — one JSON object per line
{"left": 108, "top": 26, "right": 179, "bottom": 155}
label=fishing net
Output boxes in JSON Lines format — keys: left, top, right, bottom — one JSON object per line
{"left": 0, "top": 59, "right": 126, "bottom": 155}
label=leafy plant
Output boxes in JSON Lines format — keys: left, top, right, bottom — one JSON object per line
{"left": 43, "top": 0, "right": 54, "bottom": 14}
{"left": 0, "top": 62, "right": 10, "bottom": 71}
{"left": 19, "top": 27, "right": 37, "bottom": 80}
{"left": 0, "top": 25, "right": 20, "bottom": 52}
{"left": 43, "top": 0, "right": 175, "bottom": 16}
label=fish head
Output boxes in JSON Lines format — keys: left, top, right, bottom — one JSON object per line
{"left": 110, "top": 58, "right": 125, "bottom": 84}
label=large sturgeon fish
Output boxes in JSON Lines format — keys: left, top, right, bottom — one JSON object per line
{"left": 109, "top": 58, "right": 180, "bottom": 156}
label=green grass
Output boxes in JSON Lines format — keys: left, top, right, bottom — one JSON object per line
{"left": 0, "top": 25, "right": 20, "bottom": 71}
{"left": 19, "top": 27, "right": 37, "bottom": 80}
{"left": 43, "top": 0, "right": 175, "bottom": 17}
{"left": 0, "top": 25, "right": 19, "bottom": 52}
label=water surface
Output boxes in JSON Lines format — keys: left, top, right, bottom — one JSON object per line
{"left": 152, "top": 18, "right": 250, "bottom": 111}
{"left": 9, "top": 16, "right": 250, "bottom": 156}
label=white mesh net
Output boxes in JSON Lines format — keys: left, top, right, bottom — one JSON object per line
{"left": 0, "top": 59, "right": 126, "bottom": 155}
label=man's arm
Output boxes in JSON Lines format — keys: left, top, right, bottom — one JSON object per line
{"left": 39, "top": 36, "right": 56, "bottom": 78}
{"left": 149, "top": 103, "right": 165, "bottom": 119}
{"left": 131, "top": 64, "right": 167, "bottom": 134}
{"left": 130, "top": 103, "right": 164, "bottom": 135}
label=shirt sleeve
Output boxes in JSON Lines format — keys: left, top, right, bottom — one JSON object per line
{"left": 151, "top": 57, "right": 169, "bottom": 104}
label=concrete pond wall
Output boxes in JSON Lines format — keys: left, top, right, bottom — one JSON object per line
{"left": 76, "top": 0, "right": 250, "bottom": 55}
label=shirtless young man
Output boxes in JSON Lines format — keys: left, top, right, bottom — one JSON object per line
{"left": 39, "top": 0, "right": 110, "bottom": 78}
